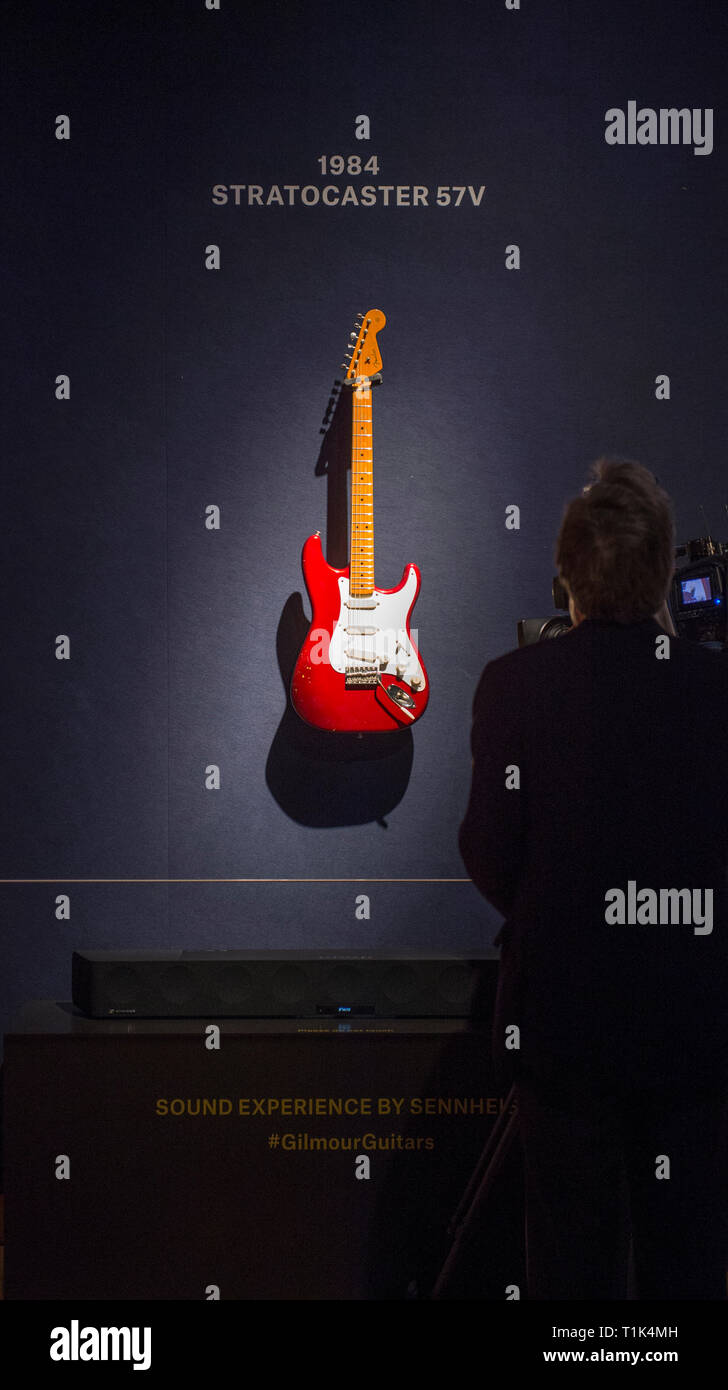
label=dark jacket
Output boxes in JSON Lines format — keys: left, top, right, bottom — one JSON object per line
{"left": 459, "top": 618, "right": 728, "bottom": 1094}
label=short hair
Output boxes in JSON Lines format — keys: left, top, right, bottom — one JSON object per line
{"left": 555, "top": 458, "right": 675, "bottom": 622}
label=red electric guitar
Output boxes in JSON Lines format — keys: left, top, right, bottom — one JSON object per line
{"left": 291, "top": 309, "right": 429, "bottom": 732}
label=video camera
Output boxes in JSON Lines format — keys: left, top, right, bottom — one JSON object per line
{"left": 518, "top": 534, "right": 728, "bottom": 650}
{"left": 669, "top": 536, "right": 727, "bottom": 647}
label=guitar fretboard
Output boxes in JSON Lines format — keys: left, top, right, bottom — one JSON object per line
{"left": 350, "top": 382, "right": 374, "bottom": 596}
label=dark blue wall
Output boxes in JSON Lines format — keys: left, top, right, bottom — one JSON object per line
{"left": 2, "top": 0, "right": 727, "bottom": 1041}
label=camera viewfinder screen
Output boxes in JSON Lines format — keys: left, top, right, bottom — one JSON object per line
{"left": 680, "top": 575, "right": 712, "bottom": 605}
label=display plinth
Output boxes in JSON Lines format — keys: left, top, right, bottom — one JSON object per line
{"left": 3, "top": 1001, "right": 524, "bottom": 1300}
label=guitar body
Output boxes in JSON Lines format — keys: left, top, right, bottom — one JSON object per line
{"left": 291, "top": 532, "right": 429, "bottom": 732}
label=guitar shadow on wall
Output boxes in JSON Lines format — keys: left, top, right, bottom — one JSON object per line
{"left": 265, "top": 380, "right": 414, "bottom": 828}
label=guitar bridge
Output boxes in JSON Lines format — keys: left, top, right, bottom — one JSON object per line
{"left": 345, "top": 672, "right": 380, "bottom": 688}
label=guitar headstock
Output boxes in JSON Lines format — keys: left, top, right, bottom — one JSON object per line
{"left": 342, "top": 309, "right": 385, "bottom": 382}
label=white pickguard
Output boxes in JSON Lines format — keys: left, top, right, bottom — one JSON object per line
{"left": 328, "top": 569, "right": 426, "bottom": 690}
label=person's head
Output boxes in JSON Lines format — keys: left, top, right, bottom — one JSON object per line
{"left": 555, "top": 458, "right": 676, "bottom": 623}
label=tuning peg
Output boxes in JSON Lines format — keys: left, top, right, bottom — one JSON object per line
{"left": 349, "top": 332, "right": 358, "bottom": 341}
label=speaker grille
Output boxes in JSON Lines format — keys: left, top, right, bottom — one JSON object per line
{"left": 71, "top": 950, "right": 499, "bottom": 1018}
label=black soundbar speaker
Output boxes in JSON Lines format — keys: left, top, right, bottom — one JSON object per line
{"left": 71, "top": 949, "right": 500, "bottom": 1020}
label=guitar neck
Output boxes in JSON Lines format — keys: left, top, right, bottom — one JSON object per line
{"left": 350, "top": 381, "right": 375, "bottom": 596}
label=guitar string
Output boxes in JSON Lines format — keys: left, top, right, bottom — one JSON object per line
{"left": 351, "top": 378, "right": 374, "bottom": 668}
{"left": 352, "top": 368, "right": 419, "bottom": 683}
{"left": 352, "top": 382, "right": 362, "bottom": 599}
{"left": 347, "top": 329, "right": 420, "bottom": 693}
{"left": 352, "top": 379, "right": 360, "bottom": 658}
